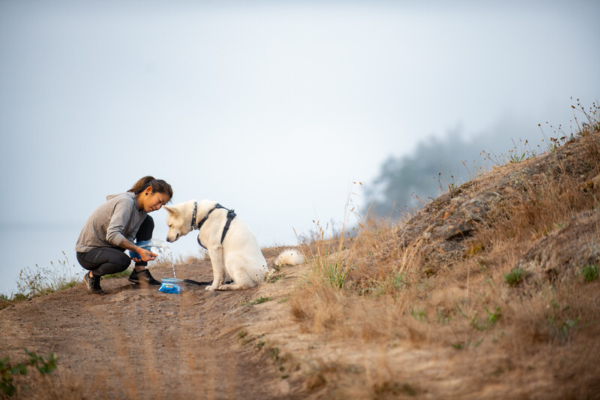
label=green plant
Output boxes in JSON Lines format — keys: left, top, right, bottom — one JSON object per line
{"left": 243, "top": 296, "right": 273, "bottom": 306}
{"left": 268, "top": 347, "right": 280, "bottom": 361}
{"left": 559, "top": 319, "right": 578, "bottom": 337}
{"left": 321, "top": 260, "right": 350, "bottom": 289}
{"left": 266, "top": 274, "right": 282, "bottom": 284}
{"left": 0, "top": 295, "right": 11, "bottom": 311}
{"left": 471, "top": 307, "right": 501, "bottom": 331}
{"left": 485, "top": 306, "right": 502, "bottom": 324}
{"left": 1, "top": 349, "right": 58, "bottom": 396}
{"left": 437, "top": 309, "right": 451, "bottom": 324}
{"left": 104, "top": 269, "right": 131, "bottom": 279}
{"left": 509, "top": 151, "right": 527, "bottom": 163}
{"left": 236, "top": 329, "right": 251, "bottom": 345}
{"left": 504, "top": 268, "right": 526, "bottom": 286}
{"left": 388, "top": 272, "right": 406, "bottom": 291}
{"left": 470, "top": 315, "right": 484, "bottom": 331}
{"left": 548, "top": 315, "right": 579, "bottom": 338}
{"left": 411, "top": 308, "right": 427, "bottom": 322}
{"left": 581, "top": 264, "right": 599, "bottom": 282}
{"left": 300, "top": 193, "right": 356, "bottom": 291}
{"left": 265, "top": 346, "right": 291, "bottom": 377}
{"left": 0, "top": 293, "right": 29, "bottom": 310}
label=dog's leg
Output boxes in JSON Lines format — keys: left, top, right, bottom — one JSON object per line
{"left": 206, "top": 246, "right": 225, "bottom": 291}
{"left": 218, "top": 283, "right": 251, "bottom": 291}
{"left": 217, "top": 267, "right": 255, "bottom": 291}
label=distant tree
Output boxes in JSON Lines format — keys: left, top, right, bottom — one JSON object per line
{"left": 363, "top": 119, "right": 543, "bottom": 218}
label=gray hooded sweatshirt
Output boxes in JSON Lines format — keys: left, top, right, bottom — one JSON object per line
{"left": 76, "top": 192, "right": 147, "bottom": 253}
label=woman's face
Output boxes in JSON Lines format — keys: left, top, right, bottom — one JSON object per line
{"left": 143, "top": 189, "right": 170, "bottom": 213}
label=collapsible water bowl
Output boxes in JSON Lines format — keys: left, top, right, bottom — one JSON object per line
{"left": 158, "top": 278, "right": 184, "bottom": 294}
{"left": 129, "top": 238, "right": 169, "bottom": 260}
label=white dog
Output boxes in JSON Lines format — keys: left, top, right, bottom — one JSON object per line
{"left": 164, "top": 200, "right": 271, "bottom": 291}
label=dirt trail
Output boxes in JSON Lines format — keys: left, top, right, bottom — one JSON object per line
{"left": 3, "top": 247, "right": 597, "bottom": 399}
{"left": 0, "top": 254, "right": 306, "bottom": 399}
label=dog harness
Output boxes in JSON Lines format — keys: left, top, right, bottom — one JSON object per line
{"left": 192, "top": 202, "right": 237, "bottom": 250}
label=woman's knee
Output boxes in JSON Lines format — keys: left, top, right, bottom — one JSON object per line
{"left": 112, "top": 250, "right": 132, "bottom": 269}
{"left": 100, "top": 250, "right": 131, "bottom": 275}
{"left": 114, "top": 261, "right": 130, "bottom": 273}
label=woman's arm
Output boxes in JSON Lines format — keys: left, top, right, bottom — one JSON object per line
{"left": 106, "top": 199, "right": 156, "bottom": 261}
{"left": 119, "top": 238, "right": 157, "bottom": 262}
{"left": 106, "top": 200, "right": 132, "bottom": 246}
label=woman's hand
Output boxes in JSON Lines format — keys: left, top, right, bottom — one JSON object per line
{"left": 132, "top": 248, "right": 158, "bottom": 263}
{"left": 120, "top": 239, "right": 158, "bottom": 263}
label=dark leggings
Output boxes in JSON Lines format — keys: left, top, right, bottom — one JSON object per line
{"left": 77, "top": 216, "right": 154, "bottom": 277}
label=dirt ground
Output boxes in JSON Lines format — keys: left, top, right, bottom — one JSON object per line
{"left": 0, "top": 252, "right": 309, "bottom": 400}
{"left": 2, "top": 247, "right": 600, "bottom": 399}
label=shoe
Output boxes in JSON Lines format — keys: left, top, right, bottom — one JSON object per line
{"left": 84, "top": 272, "right": 105, "bottom": 295}
{"left": 128, "top": 269, "right": 161, "bottom": 286}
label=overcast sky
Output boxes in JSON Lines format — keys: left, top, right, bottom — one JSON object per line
{"left": 1, "top": 0, "right": 599, "bottom": 249}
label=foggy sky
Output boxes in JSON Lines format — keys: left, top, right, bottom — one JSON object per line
{"left": 1, "top": 0, "right": 599, "bottom": 250}
{"left": 364, "top": 116, "right": 551, "bottom": 218}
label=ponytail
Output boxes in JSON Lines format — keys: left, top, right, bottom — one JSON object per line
{"left": 128, "top": 176, "right": 173, "bottom": 201}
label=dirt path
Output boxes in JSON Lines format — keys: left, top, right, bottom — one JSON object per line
{"left": 0, "top": 256, "right": 306, "bottom": 399}
{"left": 4, "top": 249, "right": 594, "bottom": 399}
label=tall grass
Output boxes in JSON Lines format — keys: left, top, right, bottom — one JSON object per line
{"left": 296, "top": 183, "right": 360, "bottom": 291}
{"left": 14, "top": 252, "right": 81, "bottom": 299}
{"left": 288, "top": 103, "right": 600, "bottom": 397}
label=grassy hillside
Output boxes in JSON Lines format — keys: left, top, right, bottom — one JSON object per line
{"left": 279, "top": 102, "right": 600, "bottom": 398}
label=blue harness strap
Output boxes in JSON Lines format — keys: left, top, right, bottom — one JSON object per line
{"left": 196, "top": 204, "right": 236, "bottom": 250}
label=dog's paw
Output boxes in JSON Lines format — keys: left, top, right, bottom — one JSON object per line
{"left": 205, "top": 286, "right": 216, "bottom": 291}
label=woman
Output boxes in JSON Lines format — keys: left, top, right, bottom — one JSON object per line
{"left": 76, "top": 176, "right": 173, "bottom": 294}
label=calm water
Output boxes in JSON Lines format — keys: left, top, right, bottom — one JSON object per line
{"left": 0, "top": 224, "right": 203, "bottom": 297}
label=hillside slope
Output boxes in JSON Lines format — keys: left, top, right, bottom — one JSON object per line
{"left": 278, "top": 120, "right": 600, "bottom": 399}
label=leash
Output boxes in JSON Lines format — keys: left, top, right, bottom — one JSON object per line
{"left": 182, "top": 279, "right": 212, "bottom": 286}
{"left": 192, "top": 202, "right": 237, "bottom": 250}
{"left": 182, "top": 278, "right": 233, "bottom": 286}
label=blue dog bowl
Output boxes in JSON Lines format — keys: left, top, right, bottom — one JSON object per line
{"left": 158, "top": 278, "right": 184, "bottom": 294}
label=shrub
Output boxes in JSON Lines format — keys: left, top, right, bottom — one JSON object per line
{"left": 581, "top": 264, "right": 599, "bottom": 282}
{"left": 0, "top": 350, "right": 58, "bottom": 397}
{"left": 504, "top": 268, "right": 526, "bottom": 286}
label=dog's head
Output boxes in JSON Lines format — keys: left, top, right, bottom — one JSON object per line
{"left": 164, "top": 202, "right": 194, "bottom": 243}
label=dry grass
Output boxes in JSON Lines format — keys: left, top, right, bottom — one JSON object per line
{"left": 288, "top": 103, "right": 600, "bottom": 398}
{"left": 2, "top": 368, "right": 87, "bottom": 400}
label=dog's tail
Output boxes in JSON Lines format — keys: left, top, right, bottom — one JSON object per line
{"left": 274, "top": 248, "right": 305, "bottom": 267}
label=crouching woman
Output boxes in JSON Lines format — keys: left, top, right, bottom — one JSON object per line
{"left": 76, "top": 176, "right": 173, "bottom": 294}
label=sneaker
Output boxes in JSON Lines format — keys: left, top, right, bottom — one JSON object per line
{"left": 128, "top": 269, "right": 161, "bottom": 286}
{"left": 84, "top": 272, "right": 105, "bottom": 295}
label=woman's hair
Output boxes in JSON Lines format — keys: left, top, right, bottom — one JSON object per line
{"left": 128, "top": 176, "right": 173, "bottom": 200}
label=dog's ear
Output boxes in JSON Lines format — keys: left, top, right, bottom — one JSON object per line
{"left": 164, "top": 206, "right": 178, "bottom": 216}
